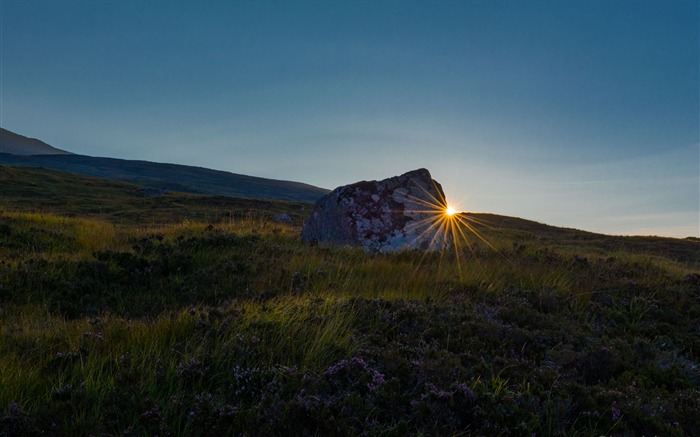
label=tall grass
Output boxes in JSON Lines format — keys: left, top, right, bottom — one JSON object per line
{"left": 1, "top": 210, "right": 698, "bottom": 435}
{"left": 0, "top": 211, "right": 123, "bottom": 259}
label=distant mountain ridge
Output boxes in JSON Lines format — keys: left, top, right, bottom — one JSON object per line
{"left": 0, "top": 128, "right": 73, "bottom": 155}
{"left": 0, "top": 128, "right": 328, "bottom": 203}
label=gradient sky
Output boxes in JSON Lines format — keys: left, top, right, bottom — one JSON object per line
{"left": 2, "top": 1, "right": 698, "bottom": 237}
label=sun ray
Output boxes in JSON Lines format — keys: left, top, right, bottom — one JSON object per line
{"left": 429, "top": 179, "right": 449, "bottom": 206}
{"left": 413, "top": 181, "right": 448, "bottom": 209}
{"left": 402, "top": 195, "right": 446, "bottom": 212}
{"left": 409, "top": 210, "right": 453, "bottom": 276}
{"left": 458, "top": 214, "right": 499, "bottom": 230}
{"left": 455, "top": 215, "right": 514, "bottom": 266}
{"left": 380, "top": 182, "right": 511, "bottom": 282}
{"left": 449, "top": 218, "right": 464, "bottom": 279}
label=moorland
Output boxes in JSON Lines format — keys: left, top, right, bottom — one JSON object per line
{"left": 1, "top": 165, "right": 698, "bottom": 436}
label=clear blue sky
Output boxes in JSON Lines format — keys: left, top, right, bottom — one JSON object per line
{"left": 2, "top": 1, "right": 698, "bottom": 237}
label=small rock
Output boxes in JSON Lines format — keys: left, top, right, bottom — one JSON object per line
{"left": 272, "top": 213, "right": 293, "bottom": 223}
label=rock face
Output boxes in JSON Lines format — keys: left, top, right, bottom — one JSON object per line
{"left": 301, "top": 169, "right": 450, "bottom": 253}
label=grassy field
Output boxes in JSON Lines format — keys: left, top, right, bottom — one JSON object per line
{"left": 1, "top": 166, "right": 698, "bottom": 436}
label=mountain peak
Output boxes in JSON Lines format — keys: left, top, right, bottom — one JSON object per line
{"left": 0, "top": 128, "right": 73, "bottom": 156}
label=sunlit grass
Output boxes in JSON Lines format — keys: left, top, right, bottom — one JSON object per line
{"left": 1, "top": 203, "right": 698, "bottom": 435}
{"left": 0, "top": 211, "right": 123, "bottom": 259}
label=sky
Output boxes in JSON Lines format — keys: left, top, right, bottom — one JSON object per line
{"left": 1, "top": 0, "right": 698, "bottom": 238}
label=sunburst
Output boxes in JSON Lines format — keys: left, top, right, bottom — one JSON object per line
{"left": 400, "top": 180, "right": 505, "bottom": 280}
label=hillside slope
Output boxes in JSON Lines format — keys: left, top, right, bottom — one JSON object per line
{"left": 0, "top": 128, "right": 72, "bottom": 155}
{"left": 0, "top": 127, "right": 328, "bottom": 203}
{"left": 0, "top": 152, "right": 328, "bottom": 203}
{"left": 1, "top": 165, "right": 698, "bottom": 437}
{"left": 0, "top": 165, "right": 311, "bottom": 224}
{"left": 465, "top": 213, "right": 700, "bottom": 268}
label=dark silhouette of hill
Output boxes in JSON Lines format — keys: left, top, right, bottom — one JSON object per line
{"left": 0, "top": 128, "right": 328, "bottom": 203}
{"left": 0, "top": 128, "right": 72, "bottom": 155}
{"left": 0, "top": 152, "right": 328, "bottom": 202}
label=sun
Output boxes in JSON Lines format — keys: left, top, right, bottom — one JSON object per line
{"left": 397, "top": 179, "right": 505, "bottom": 281}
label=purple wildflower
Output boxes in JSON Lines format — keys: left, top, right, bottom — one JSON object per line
{"left": 611, "top": 406, "right": 622, "bottom": 422}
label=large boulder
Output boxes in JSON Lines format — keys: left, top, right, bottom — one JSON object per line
{"left": 301, "top": 169, "right": 451, "bottom": 253}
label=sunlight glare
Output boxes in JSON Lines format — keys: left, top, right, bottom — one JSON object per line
{"left": 401, "top": 181, "right": 507, "bottom": 282}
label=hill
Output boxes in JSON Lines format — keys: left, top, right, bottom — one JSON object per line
{"left": 0, "top": 128, "right": 72, "bottom": 155}
{"left": 1, "top": 165, "right": 699, "bottom": 436}
{"left": 2, "top": 165, "right": 697, "bottom": 267}
{"left": 0, "top": 165, "right": 312, "bottom": 225}
{"left": 0, "top": 152, "right": 328, "bottom": 203}
{"left": 464, "top": 212, "right": 700, "bottom": 269}
{"left": 0, "top": 128, "right": 328, "bottom": 203}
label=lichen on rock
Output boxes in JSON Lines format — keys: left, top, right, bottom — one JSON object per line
{"left": 301, "top": 169, "right": 450, "bottom": 253}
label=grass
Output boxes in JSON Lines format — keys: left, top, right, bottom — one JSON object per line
{"left": 0, "top": 165, "right": 312, "bottom": 226}
{"left": 1, "top": 166, "right": 699, "bottom": 435}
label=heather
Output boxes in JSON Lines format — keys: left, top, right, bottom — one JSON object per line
{"left": 1, "top": 179, "right": 699, "bottom": 435}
